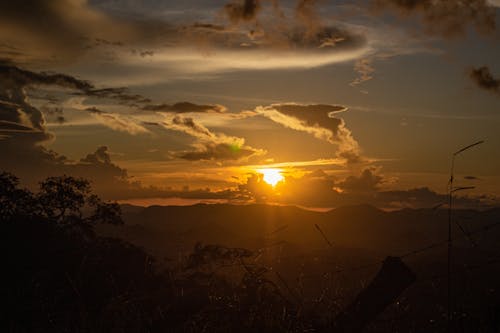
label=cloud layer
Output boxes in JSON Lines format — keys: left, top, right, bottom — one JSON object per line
{"left": 161, "top": 114, "right": 265, "bottom": 161}
{"left": 0, "top": 0, "right": 371, "bottom": 73}
{"left": 255, "top": 103, "right": 361, "bottom": 163}
{"left": 373, "top": 0, "right": 497, "bottom": 38}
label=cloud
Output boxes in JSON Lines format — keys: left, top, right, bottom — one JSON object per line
{"left": 0, "top": 0, "right": 134, "bottom": 64}
{"left": 276, "top": 168, "right": 384, "bottom": 206}
{"left": 234, "top": 167, "right": 495, "bottom": 209}
{"left": 40, "top": 105, "right": 66, "bottom": 124}
{"left": 255, "top": 103, "right": 361, "bottom": 163}
{"left": 468, "top": 66, "right": 500, "bottom": 95}
{"left": 375, "top": 187, "right": 496, "bottom": 209}
{"left": 175, "top": 142, "right": 263, "bottom": 162}
{"left": 0, "top": 64, "right": 154, "bottom": 141}
{"left": 337, "top": 168, "right": 384, "bottom": 193}
{"left": 0, "top": 63, "right": 264, "bottom": 167}
{"left": 0, "top": 64, "right": 86, "bottom": 147}
{"left": 85, "top": 107, "right": 150, "bottom": 135}
{"left": 233, "top": 167, "right": 375, "bottom": 206}
{"left": 184, "top": 18, "right": 367, "bottom": 52}
{"left": 236, "top": 172, "right": 275, "bottom": 203}
{"left": 82, "top": 88, "right": 151, "bottom": 105}
{"left": 160, "top": 114, "right": 265, "bottom": 161}
{"left": 372, "top": 0, "right": 497, "bottom": 38}
{"left": 350, "top": 58, "right": 375, "bottom": 86}
{"left": 224, "top": 0, "right": 261, "bottom": 24}
{"left": 1, "top": 0, "right": 370, "bottom": 74}
{"left": 1, "top": 63, "right": 150, "bottom": 105}
{"left": 167, "top": 115, "right": 220, "bottom": 139}
{"left": 142, "top": 102, "right": 227, "bottom": 113}
{"left": 0, "top": 64, "right": 162, "bottom": 197}
{"left": 0, "top": 140, "right": 137, "bottom": 199}
{"left": 295, "top": 0, "right": 323, "bottom": 38}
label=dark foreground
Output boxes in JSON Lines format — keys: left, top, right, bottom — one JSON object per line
{"left": 2, "top": 173, "right": 500, "bottom": 332}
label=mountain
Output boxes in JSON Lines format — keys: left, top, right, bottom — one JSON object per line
{"left": 99, "top": 204, "right": 500, "bottom": 265}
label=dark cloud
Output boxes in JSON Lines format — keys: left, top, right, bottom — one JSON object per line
{"left": 175, "top": 142, "right": 262, "bottom": 161}
{"left": 288, "top": 25, "right": 366, "bottom": 51}
{"left": 0, "top": 0, "right": 132, "bottom": 64}
{"left": 469, "top": 66, "right": 500, "bottom": 95}
{"left": 1, "top": 0, "right": 368, "bottom": 70}
{"left": 0, "top": 64, "right": 155, "bottom": 196}
{"left": 161, "top": 114, "right": 265, "bottom": 161}
{"left": 40, "top": 105, "right": 66, "bottom": 124}
{"left": 271, "top": 103, "right": 348, "bottom": 129}
{"left": 142, "top": 102, "right": 227, "bottom": 113}
{"left": 81, "top": 146, "right": 113, "bottom": 166}
{"left": 373, "top": 0, "right": 497, "bottom": 38}
{"left": 277, "top": 168, "right": 383, "bottom": 206}
{"left": 79, "top": 87, "right": 151, "bottom": 105}
{"left": 338, "top": 168, "right": 384, "bottom": 193}
{"left": 255, "top": 103, "right": 361, "bottom": 163}
{"left": 191, "top": 23, "right": 227, "bottom": 32}
{"left": 236, "top": 173, "right": 274, "bottom": 203}
{"left": 224, "top": 0, "right": 261, "bottom": 24}
{"left": 0, "top": 64, "right": 88, "bottom": 146}
{"left": 171, "top": 115, "right": 214, "bottom": 138}
{"left": 205, "top": 22, "right": 366, "bottom": 53}
{"left": 179, "top": 1, "right": 367, "bottom": 56}
{"left": 295, "top": 0, "right": 322, "bottom": 38}
{"left": 1, "top": 64, "right": 93, "bottom": 93}
{"left": 0, "top": 64, "right": 151, "bottom": 141}
{"left": 1, "top": 64, "right": 150, "bottom": 105}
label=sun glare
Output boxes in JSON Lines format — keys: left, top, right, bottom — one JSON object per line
{"left": 258, "top": 168, "right": 284, "bottom": 187}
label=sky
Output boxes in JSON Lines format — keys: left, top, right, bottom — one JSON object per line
{"left": 0, "top": 0, "right": 499, "bottom": 209}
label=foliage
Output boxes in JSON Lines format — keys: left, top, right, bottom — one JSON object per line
{"left": 0, "top": 171, "right": 34, "bottom": 218}
{"left": 1, "top": 171, "right": 303, "bottom": 332}
{"left": 0, "top": 172, "right": 122, "bottom": 226}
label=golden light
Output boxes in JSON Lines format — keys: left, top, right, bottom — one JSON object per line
{"left": 258, "top": 168, "right": 284, "bottom": 187}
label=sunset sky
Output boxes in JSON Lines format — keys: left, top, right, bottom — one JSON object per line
{"left": 1, "top": 0, "right": 499, "bottom": 209}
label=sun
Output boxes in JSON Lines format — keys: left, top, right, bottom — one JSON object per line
{"left": 258, "top": 168, "right": 284, "bottom": 187}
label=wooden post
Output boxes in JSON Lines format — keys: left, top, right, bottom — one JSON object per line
{"left": 330, "top": 256, "right": 416, "bottom": 333}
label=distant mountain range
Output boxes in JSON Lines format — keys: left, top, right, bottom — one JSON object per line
{"left": 100, "top": 204, "right": 500, "bottom": 264}
{"left": 96, "top": 203, "right": 500, "bottom": 330}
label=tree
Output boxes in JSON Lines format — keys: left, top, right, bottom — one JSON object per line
{"left": 0, "top": 171, "right": 34, "bottom": 220}
{"left": 38, "top": 175, "right": 92, "bottom": 222}
{"left": 0, "top": 172, "right": 123, "bottom": 226}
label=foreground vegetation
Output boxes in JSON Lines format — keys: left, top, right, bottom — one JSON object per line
{"left": 2, "top": 172, "right": 500, "bottom": 332}
{"left": 1, "top": 172, "right": 322, "bottom": 332}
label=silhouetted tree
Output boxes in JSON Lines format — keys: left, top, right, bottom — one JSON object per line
{"left": 38, "top": 175, "right": 91, "bottom": 221}
{"left": 36, "top": 175, "right": 123, "bottom": 226}
{"left": 1, "top": 171, "right": 162, "bottom": 333}
{"left": 0, "top": 171, "right": 34, "bottom": 220}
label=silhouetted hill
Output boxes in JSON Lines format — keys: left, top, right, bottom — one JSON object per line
{"left": 99, "top": 203, "right": 500, "bottom": 263}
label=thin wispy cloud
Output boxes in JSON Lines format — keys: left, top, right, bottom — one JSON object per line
{"left": 86, "top": 108, "right": 150, "bottom": 135}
